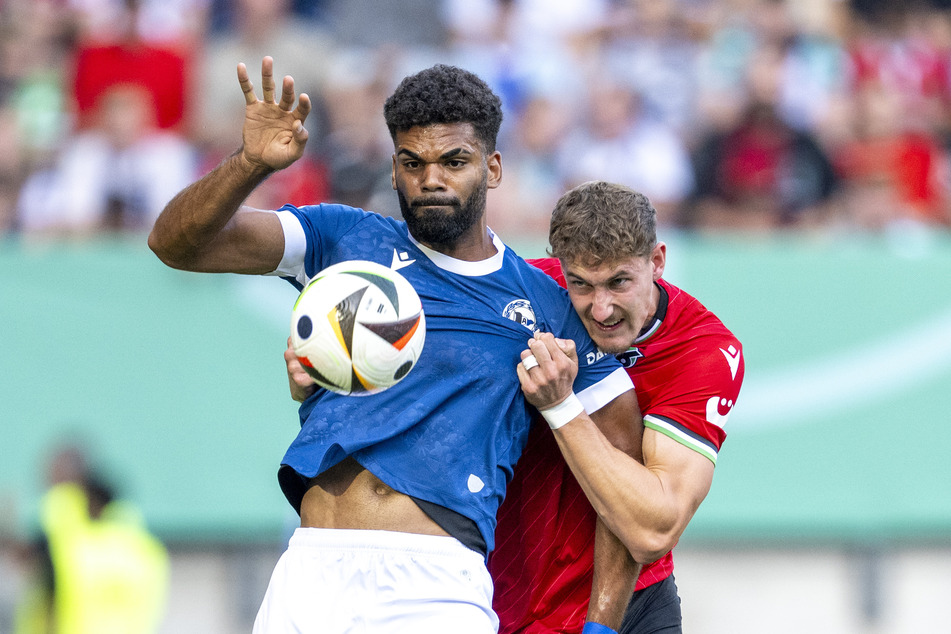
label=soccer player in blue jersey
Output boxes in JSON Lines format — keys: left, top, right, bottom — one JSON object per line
{"left": 149, "top": 57, "right": 638, "bottom": 632}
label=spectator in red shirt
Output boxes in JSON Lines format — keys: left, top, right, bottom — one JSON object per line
{"left": 70, "top": 0, "right": 192, "bottom": 132}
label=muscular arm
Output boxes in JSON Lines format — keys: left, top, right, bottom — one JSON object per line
{"left": 520, "top": 333, "right": 715, "bottom": 564}
{"left": 149, "top": 154, "right": 283, "bottom": 273}
{"left": 557, "top": 418, "right": 712, "bottom": 630}
{"left": 589, "top": 516, "right": 641, "bottom": 627}
{"left": 148, "top": 57, "right": 310, "bottom": 273}
{"left": 585, "top": 394, "right": 643, "bottom": 629}
{"left": 552, "top": 411, "right": 714, "bottom": 564}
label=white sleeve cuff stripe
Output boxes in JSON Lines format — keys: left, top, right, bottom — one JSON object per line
{"left": 644, "top": 414, "right": 718, "bottom": 465}
{"left": 267, "top": 210, "right": 307, "bottom": 278}
{"left": 576, "top": 367, "right": 634, "bottom": 414}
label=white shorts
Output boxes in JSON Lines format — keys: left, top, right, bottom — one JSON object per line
{"left": 253, "top": 527, "right": 498, "bottom": 633}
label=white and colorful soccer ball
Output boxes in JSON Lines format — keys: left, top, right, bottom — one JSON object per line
{"left": 290, "top": 260, "right": 426, "bottom": 395}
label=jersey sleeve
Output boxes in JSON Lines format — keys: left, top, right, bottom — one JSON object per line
{"left": 643, "top": 336, "right": 744, "bottom": 465}
{"left": 266, "top": 209, "right": 308, "bottom": 286}
{"left": 264, "top": 203, "right": 371, "bottom": 288}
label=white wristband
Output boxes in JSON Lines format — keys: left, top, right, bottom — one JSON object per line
{"left": 540, "top": 393, "right": 585, "bottom": 430}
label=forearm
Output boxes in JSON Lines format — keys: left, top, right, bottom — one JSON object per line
{"left": 587, "top": 515, "right": 641, "bottom": 629}
{"left": 552, "top": 416, "right": 677, "bottom": 564}
{"left": 148, "top": 150, "right": 273, "bottom": 272}
{"left": 519, "top": 336, "right": 698, "bottom": 562}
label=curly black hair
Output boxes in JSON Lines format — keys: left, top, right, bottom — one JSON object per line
{"left": 383, "top": 64, "right": 503, "bottom": 153}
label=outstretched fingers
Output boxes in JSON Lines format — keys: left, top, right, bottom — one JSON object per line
{"left": 294, "top": 93, "right": 312, "bottom": 134}
{"left": 276, "top": 73, "right": 309, "bottom": 126}
{"left": 261, "top": 56, "right": 276, "bottom": 103}
{"left": 236, "top": 62, "right": 258, "bottom": 106}
{"left": 234, "top": 57, "right": 310, "bottom": 169}
{"left": 296, "top": 92, "right": 312, "bottom": 119}
{"left": 237, "top": 57, "right": 278, "bottom": 105}
{"left": 239, "top": 57, "right": 308, "bottom": 120}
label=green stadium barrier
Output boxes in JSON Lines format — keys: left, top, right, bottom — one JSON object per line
{"left": 2, "top": 232, "right": 950, "bottom": 544}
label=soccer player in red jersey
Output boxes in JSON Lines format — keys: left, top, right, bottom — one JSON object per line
{"left": 494, "top": 180, "right": 745, "bottom": 633}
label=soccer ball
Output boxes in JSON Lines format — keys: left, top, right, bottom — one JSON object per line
{"left": 290, "top": 260, "right": 426, "bottom": 395}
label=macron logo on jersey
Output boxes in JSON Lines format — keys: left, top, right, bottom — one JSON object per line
{"left": 391, "top": 249, "right": 416, "bottom": 271}
{"left": 720, "top": 345, "right": 741, "bottom": 380}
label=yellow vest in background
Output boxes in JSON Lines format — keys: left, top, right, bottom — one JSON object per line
{"left": 40, "top": 483, "right": 169, "bottom": 634}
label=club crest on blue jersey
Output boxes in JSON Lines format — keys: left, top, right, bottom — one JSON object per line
{"left": 503, "top": 299, "right": 538, "bottom": 333}
{"left": 616, "top": 347, "right": 644, "bottom": 368}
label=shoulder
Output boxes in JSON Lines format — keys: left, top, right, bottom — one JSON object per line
{"left": 662, "top": 278, "right": 741, "bottom": 347}
{"left": 654, "top": 278, "right": 744, "bottom": 393}
{"left": 283, "top": 203, "right": 401, "bottom": 236}
{"left": 525, "top": 257, "right": 566, "bottom": 288}
{"left": 283, "top": 202, "right": 375, "bottom": 219}
{"left": 508, "top": 256, "right": 570, "bottom": 309}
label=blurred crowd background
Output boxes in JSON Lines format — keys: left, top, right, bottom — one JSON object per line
{"left": 2, "top": 0, "right": 951, "bottom": 242}
{"left": 3, "top": 1, "right": 951, "bottom": 632}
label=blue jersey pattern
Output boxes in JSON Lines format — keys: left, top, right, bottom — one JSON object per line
{"left": 276, "top": 203, "right": 622, "bottom": 553}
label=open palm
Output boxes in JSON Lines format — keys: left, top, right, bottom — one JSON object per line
{"left": 236, "top": 56, "right": 311, "bottom": 172}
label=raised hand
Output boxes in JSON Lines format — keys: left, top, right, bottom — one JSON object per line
{"left": 236, "top": 56, "right": 311, "bottom": 173}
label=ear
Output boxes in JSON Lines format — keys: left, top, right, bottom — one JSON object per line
{"left": 651, "top": 242, "right": 666, "bottom": 281}
{"left": 391, "top": 154, "right": 397, "bottom": 190}
{"left": 486, "top": 151, "right": 502, "bottom": 189}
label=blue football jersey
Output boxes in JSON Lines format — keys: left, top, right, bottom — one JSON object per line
{"left": 272, "top": 203, "right": 631, "bottom": 553}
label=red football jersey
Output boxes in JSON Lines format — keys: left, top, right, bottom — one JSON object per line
{"left": 490, "top": 258, "right": 744, "bottom": 633}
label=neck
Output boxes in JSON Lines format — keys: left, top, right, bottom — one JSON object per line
{"left": 635, "top": 281, "right": 668, "bottom": 343}
{"left": 416, "top": 222, "right": 497, "bottom": 262}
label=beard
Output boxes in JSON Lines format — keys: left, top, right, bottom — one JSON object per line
{"left": 398, "top": 173, "right": 487, "bottom": 248}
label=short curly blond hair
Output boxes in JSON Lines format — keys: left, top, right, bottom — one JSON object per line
{"left": 548, "top": 181, "right": 657, "bottom": 265}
